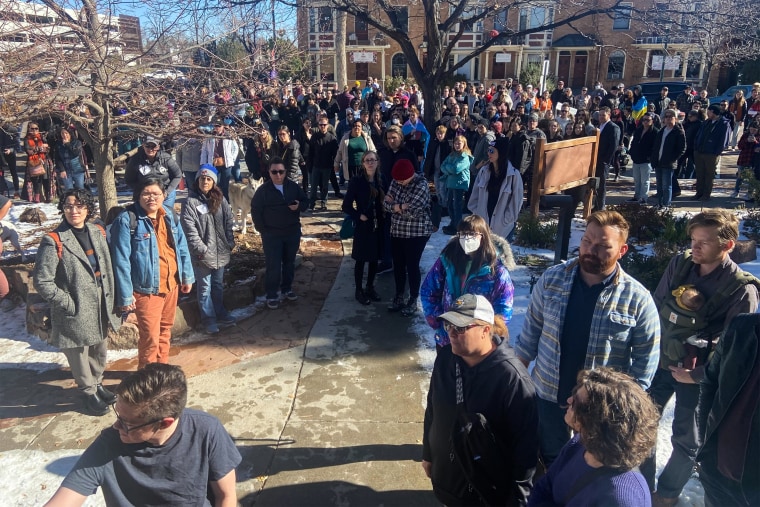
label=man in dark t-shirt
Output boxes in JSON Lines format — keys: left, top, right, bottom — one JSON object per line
{"left": 44, "top": 364, "right": 241, "bottom": 507}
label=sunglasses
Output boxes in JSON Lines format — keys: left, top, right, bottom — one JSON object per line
{"left": 443, "top": 322, "right": 482, "bottom": 335}
{"left": 113, "top": 406, "right": 162, "bottom": 434}
{"left": 270, "top": 170, "right": 286, "bottom": 175}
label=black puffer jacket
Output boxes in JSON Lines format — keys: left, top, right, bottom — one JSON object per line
{"left": 276, "top": 139, "right": 304, "bottom": 183}
{"left": 423, "top": 339, "right": 538, "bottom": 506}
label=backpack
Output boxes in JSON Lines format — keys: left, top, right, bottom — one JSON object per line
{"left": 47, "top": 224, "right": 106, "bottom": 259}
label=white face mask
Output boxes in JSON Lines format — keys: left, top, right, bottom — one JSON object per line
{"left": 459, "top": 235, "right": 481, "bottom": 254}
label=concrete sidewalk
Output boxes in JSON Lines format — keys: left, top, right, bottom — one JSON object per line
{"left": 0, "top": 203, "right": 438, "bottom": 506}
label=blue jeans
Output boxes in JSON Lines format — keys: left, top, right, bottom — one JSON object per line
{"left": 59, "top": 171, "right": 86, "bottom": 191}
{"left": 217, "top": 166, "right": 232, "bottom": 200}
{"left": 631, "top": 162, "right": 651, "bottom": 200}
{"left": 163, "top": 189, "right": 177, "bottom": 211}
{"left": 447, "top": 188, "right": 465, "bottom": 228}
{"left": 231, "top": 159, "right": 242, "bottom": 183}
{"left": 655, "top": 166, "right": 674, "bottom": 206}
{"left": 261, "top": 233, "right": 300, "bottom": 299}
{"left": 536, "top": 397, "right": 572, "bottom": 467}
{"left": 194, "top": 263, "right": 230, "bottom": 326}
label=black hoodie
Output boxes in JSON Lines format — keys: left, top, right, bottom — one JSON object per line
{"left": 423, "top": 338, "right": 538, "bottom": 506}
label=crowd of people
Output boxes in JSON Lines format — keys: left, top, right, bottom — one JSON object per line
{"left": 2, "top": 76, "right": 758, "bottom": 506}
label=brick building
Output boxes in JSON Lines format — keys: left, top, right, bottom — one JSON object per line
{"left": 296, "top": 0, "right": 719, "bottom": 92}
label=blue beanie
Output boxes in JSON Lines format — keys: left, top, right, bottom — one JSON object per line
{"left": 197, "top": 164, "right": 218, "bottom": 184}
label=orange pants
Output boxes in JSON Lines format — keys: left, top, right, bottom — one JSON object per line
{"left": 134, "top": 287, "right": 179, "bottom": 369}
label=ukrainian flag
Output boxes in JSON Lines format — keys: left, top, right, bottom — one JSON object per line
{"left": 632, "top": 96, "right": 648, "bottom": 123}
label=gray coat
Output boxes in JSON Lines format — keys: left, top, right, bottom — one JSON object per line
{"left": 180, "top": 193, "right": 235, "bottom": 270}
{"left": 33, "top": 222, "right": 120, "bottom": 350}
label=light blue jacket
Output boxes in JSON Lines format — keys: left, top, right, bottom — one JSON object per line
{"left": 515, "top": 258, "right": 660, "bottom": 403}
{"left": 111, "top": 205, "right": 194, "bottom": 307}
{"left": 440, "top": 151, "right": 473, "bottom": 190}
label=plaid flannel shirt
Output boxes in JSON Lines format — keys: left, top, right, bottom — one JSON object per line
{"left": 515, "top": 258, "right": 661, "bottom": 403}
{"left": 383, "top": 173, "right": 434, "bottom": 238}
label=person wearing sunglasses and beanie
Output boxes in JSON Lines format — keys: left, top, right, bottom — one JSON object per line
{"left": 422, "top": 294, "right": 538, "bottom": 506}
{"left": 251, "top": 157, "right": 308, "bottom": 310}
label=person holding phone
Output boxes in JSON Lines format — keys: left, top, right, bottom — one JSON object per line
{"left": 251, "top": 157, "right": 308, "bottom": 310}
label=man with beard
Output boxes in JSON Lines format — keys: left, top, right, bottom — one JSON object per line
{"left": 515, "top": 210, "right": 660, "bottom": 467}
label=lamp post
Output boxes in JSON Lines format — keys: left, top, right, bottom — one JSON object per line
{"left": 659, "top": 23, "right": 671, "bottom": 83}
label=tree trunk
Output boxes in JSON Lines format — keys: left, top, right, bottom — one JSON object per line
{"left": 335, "top": 11, "right": 348, "bottom": 88}
{"left": 419, "top": 78, "right": 442, "bottom": 133}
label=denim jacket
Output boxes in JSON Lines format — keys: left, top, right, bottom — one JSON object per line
{"left": 111, "top": 205, "right": 194, "bottom": 307}
{"left": 515, "top": 258, "right": 660, "bottom": 403}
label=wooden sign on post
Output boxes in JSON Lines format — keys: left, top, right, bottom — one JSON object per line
{"left": 530, "top": 131, "right": 600, "bottom": 219}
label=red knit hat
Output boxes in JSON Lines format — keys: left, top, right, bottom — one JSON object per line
{"left": 391, "top": 159, "right": 415, "bottom": 181}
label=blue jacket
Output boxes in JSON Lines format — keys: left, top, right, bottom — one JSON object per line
{"left": 421, "top": 235, "right": 515, "bottom": 347}
{"left": 440, "top": 151, "right": 473, "bottom": 190}
{"left": 515, "top": 258, "right": 660, "bottom": 403}
{"left": 695, "top": 116, "right": 731, "bottom": 155}
{"left": 111, "top": 205, "right": 194, "bottom": 307}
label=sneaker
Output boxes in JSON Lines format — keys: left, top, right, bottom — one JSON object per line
{"left": 266, "top": 298, "right": 280, "bottom": 309}
{"left": 96, "top": 385, "right": 117, "bottom": 405}
{"left": 401, "top": 299, "right": 418, "bottom": 317}
{"left": 284, "top": 291, "right": 298, "bottom": 301}
{"left": 85, "top": 393, "right": 110, "bottom": 416}
{"left": 388, "top": 295, "right": 406, "bottom": 312}
{"left": 364, "top": 286, "right": 382, "bottom": 302}
{"left": 319, "top": 200, "right": 327, "bottom": 210}
{"left": 205, "top": 323, "right": 220, "bottom": 335}
{"left": 355, "top": 288, "right": 371, "bottom": 305}
{"left": 731, "top": 190, "right": 740, "bottom": 198}
{"left": 377, "top": 262, "right": 393, "bottom": 274}
{"left": 217, "top": 315, "right": 237, "bottom": 327}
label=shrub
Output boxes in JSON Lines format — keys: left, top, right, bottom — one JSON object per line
{"left": 618, "top": 247, "right": 674, "bottom": 292}
{"left": 514, "top": 212, "right": 558, "bottom": 249}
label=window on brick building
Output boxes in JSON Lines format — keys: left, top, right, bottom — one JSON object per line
{"left": 613, "top": 2, "right": 633, "bottom": 30}
{"left": 607, "top": 50, "right": 625, "bottom": 80}
{"left": 392, "top": 53, "right": 407, "bottom": 78}
{"left": 309, "top": 7, "right": 333, "bottom": 33}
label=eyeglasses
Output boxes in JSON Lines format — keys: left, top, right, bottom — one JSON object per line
{"left": 270, "top": 170, "right": 285, "bottom": 175}
{"left": 457, "top": 232, "right": 482, "bottom": 240}
{"left": 140, "top": 192, "right": 164, "bottom": 200}
{"left": 113, "top": 406, "right": 162, "bottom": 435}
{"left": 443, "top": 322, "right": 482, "bottom": 335}
{"left": 62, "top": 204, "right": 87, "bottom": 212}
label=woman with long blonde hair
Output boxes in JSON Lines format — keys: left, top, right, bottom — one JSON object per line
{"left": 440, "top": 135, "right": 473, "bottom": 235}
